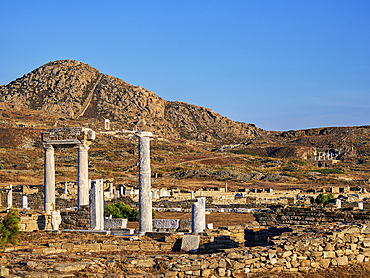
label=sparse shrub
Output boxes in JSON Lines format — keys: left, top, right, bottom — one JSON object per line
{"left": 233, "top": 149, "right": 257, "bottom": 156}
{"left": 0, "top": 209, "right": 22, "bottom": 248}
{"left": 309, "top": 169, "right": 344, "bottom": 175}
{"left": 315, "top": 193, "right": 334, "bottom": 206}
{"left": 289, "top": 159, "right": 306, "bottom": 166}
{"left": 104, "top": 202, "right": 156, "bottom": 222}
{"left": 0, "top": 163, "right": 4, "bottom": 170}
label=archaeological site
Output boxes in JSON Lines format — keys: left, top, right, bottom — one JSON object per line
{"left": 0, "top": 60, "right": 370, "bottom": 277}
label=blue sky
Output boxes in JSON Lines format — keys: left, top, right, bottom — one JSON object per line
{"left": 0, "top": 1, "right": 369, "bottom": 131}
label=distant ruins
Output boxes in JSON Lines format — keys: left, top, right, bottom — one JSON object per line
{"left": 1, "top": 126, "right": 370, "bottom": 276}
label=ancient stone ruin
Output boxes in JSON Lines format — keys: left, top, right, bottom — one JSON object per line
{"left": 41, "top": 127, "right": 95, "bottom": 214}
{"left": 3, "top": 127, "right": 370, "bottom": 276}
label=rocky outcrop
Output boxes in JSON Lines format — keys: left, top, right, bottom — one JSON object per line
{"left": 0, "top": 59, "right": 266, "bottom": 143}
{"left": 173, "top": 168, "right": 265, "bottom": 181}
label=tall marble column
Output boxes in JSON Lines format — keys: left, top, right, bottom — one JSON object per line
{"left": 44, "top": 144, "right": 55, "bottom": 214}
{"left": 7, "top": 185, "right": 12, "bottom": 209}
{"left": 76, "top": 141, "right": 89, "bottom": 208}
{"left": 22, "top": 195, "right": 28, "bottom": 209}
{"left": 137, "top": 132, "right": 153, "bottom": 234}
{"left": 192, "top": 197, "right": 206, "bottom": 234}
{"left": 90, "top": 179, "right": 104, "bottom": 230}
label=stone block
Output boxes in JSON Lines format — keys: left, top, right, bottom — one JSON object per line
{"left": 104, "top": 218, "right": 128, "bottom": 230}
{"left": 218, "top": 268, "right": 226, "bottom": 276}
{"left": 323, "top": 251, "right": 336, "bottom": 258}
{"left": 181, "top": 235, "right": 200, "bottom": 253}
{"left": 317, "top": 258, "right": 330, "bottom": 268}
{"left": 357, "top": 254, "right": 365, "bottom": 263}
{"left": 55, "top": 262, "right": 89, "bottom": 272}
{"left": 361, "top": 225, "right": 370, "bottom": 234}
{"left": 110, "top": 228, "right": 136, "bottom": 235}
{"left": 282, "top": 251, "right": 292, "bottom": 257}
{"left": 152, "top": 219, "right": 179, "bottom": 230}
{"left": 337, "top": 256, "right": 348, "bottom": 266}
{"left": 0, "top": 266, "right": 9, "bottom": 276}
{"left": 300, "top": 259, "right": 311, "bottom": 267}
{"left": 180, "top": 219, "right": 192, "bottom": 230}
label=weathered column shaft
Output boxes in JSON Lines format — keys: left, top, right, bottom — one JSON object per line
{"left": 90, "top": 179, "right": 104, "bottom": 230}
{"left": 44, "top": 145, "right": 55, "bottom": 214}
{"left": 7, "top": 185, "right": 12, "bottom": 209}
{"left": 192, "top": 197, "right": 206, "bottom": 233}
{"left": 22, "top": 195, "right": 28, "bottom": 209}
{"left": 77, "top": 142, "right": 89, "bottom": 208}
{"left": 64, "top": 182, "right": 68, "bottom": 194}
{"left": 138, "top": 132, "right": 152, "bottom": 234}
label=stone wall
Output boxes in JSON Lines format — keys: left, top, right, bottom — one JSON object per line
{"left": 254, "top": 205, "right": 370, "bottom": 226}
{"left": 199, "top": 226, "right": 245, "bottom": 252}
{"left": 18, "top": 213, "right": 51, "bottom": 231}
{"left": 7, "top": 223, "right": 370, "bottom": 276}
{"left": 60, "top": 206, "right": 90, "bottom": 230}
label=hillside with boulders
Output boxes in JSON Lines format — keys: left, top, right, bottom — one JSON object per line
{"left": 0, "top": 59, "right": 369, "bottom": 191}
{"left": 0, "top": 59, "right": 265, "bottom": 143}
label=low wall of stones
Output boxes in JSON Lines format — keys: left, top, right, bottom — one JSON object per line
{"left": 7, "top": 223, "right": 370, "bottom": 276}
{"left": 18, "top": 213, "right": 51, "bottom": 231}
{"left": 199, "top": 226, "right": 245, "bottom": 252}
{"left": 254, "top": 205, "right": 370, "bottom": 226}
{"left": 60, "top": 206, "right": 90, "bottom": 230}
{"left": 120, "top": 224, "right": 370, "bottom": 276}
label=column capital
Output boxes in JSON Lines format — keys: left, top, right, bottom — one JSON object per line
{"left": 43, "top": 144, "right": 54, "bottom": 151}
{"left": 75, "top": 140, "right": 90, "bottom": 150}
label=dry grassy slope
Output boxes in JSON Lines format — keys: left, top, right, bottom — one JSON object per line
{"left": 236, "top": 125, "right": 370, "bottom": 167}
{"left": 0, "top": 59, "right": 265, "bottom": 144}
{"left": 0, "top": 60, "right": 369, "bottom": 189}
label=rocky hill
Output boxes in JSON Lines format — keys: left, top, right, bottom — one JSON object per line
{"left": 0, "top": 59, "right": 369, "bottom": 190}
{"left": 0, "top": 59, "right": 265, "bottom": 143}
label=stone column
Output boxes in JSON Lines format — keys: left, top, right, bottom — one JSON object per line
{"left": 191, "top": 191, "right": 194, "bottom": 199}
{"left": 104, "top": 119, "right": 110, "bottom": 130}
{"left": 137, "top": 131, "right": 153, "bottom": 234}
{"left": 76, "top": 141, "right": 89, "bottom": 209}
{"left": 335, "top": 199, "right": 341, "bottom": 209}
{"left": 358, "top": 202, "right": 364, "bottom": 210}
{"left": 51, "top": 210, "right": 62, "bottom": 231}
{"left": 192, "top": 197, "right": 206, "bottom": 234}
{"left": 64, "top": 182, "right": 68, "bottom": 194}
{"left": 22, "top": 195, "right": 28, "bottom": 209}
{"left": 120, "top": 185, "right": 124, "bottom": 196}
{"left": 90, "top": 179, "right": 104, "bottom": 230}
{"left": 109, "top": 183, "right": 114, "bottom": 195}
{"left": 44, "top": 144, "right": 55, "bottom": 214}
{"left": 7, "top": 185, "right": 12, "bottom": 209}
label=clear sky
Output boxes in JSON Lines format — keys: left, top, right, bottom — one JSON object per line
{"left": 0, "top": 1, "right": 369, "bottom": 131}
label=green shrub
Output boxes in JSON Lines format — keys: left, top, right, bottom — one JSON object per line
{"left": 104, "top": 202, "right": 156, "bottom": 222}
{"left": 233, "top": 149, "right": 256, "bottom": 156}
{"left": 0, "top": 209, "right": 22, "bottom": 248}
{"left": 315, "top": 193, "right": 334, "bottom": 206}
{"left": 289, "top": 159, "right": 306, "bottom": 166}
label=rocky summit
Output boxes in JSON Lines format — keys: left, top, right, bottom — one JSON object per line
{"left": 0, "top": 59, "right": 265, "bottom": 143}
